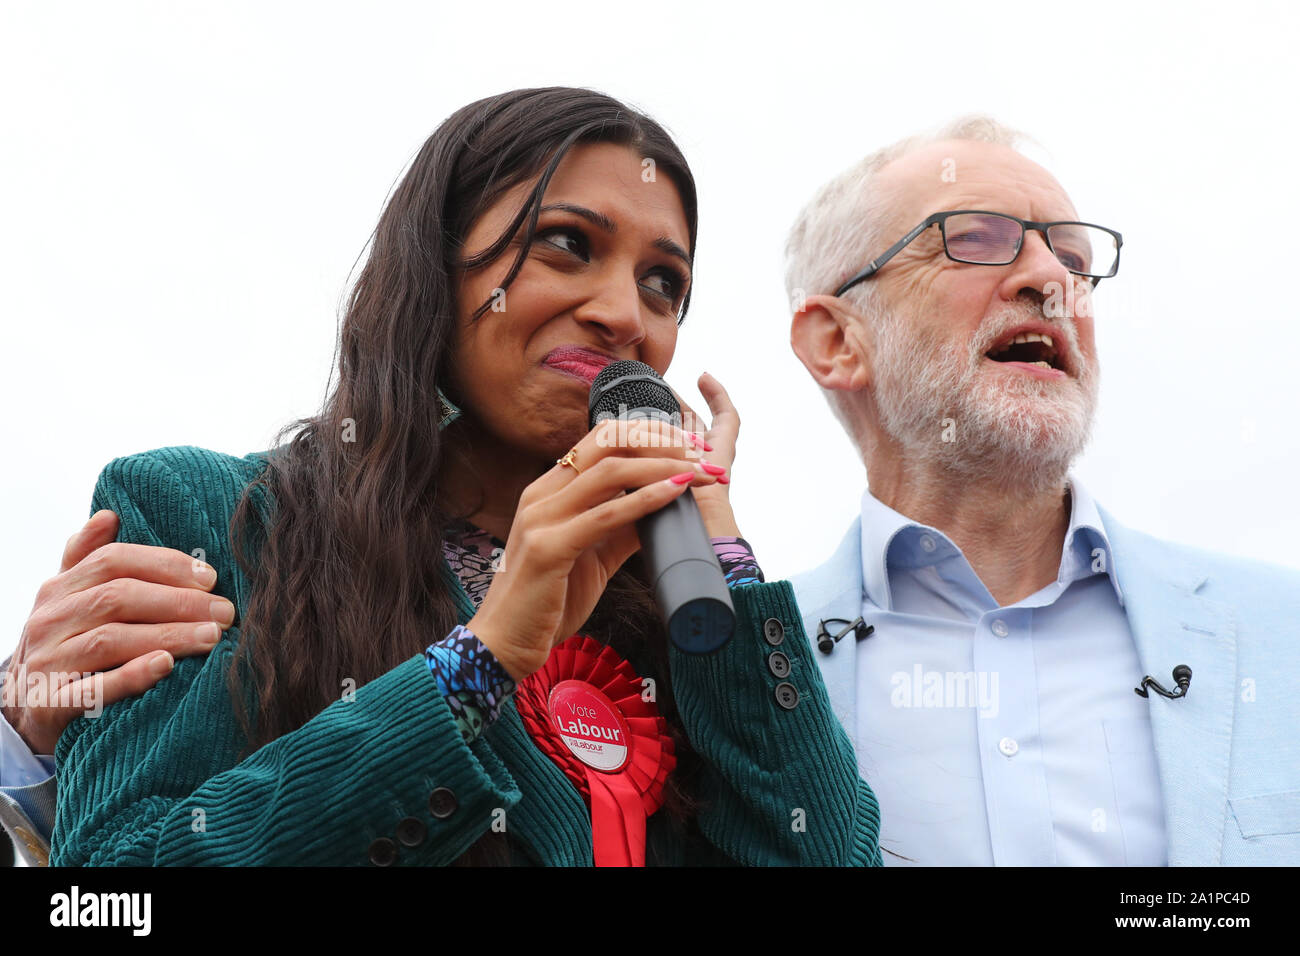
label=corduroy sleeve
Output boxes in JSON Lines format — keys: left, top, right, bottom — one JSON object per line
{"left": 51, "top": 448, "right": 521, "bottom": 866}
{"left": 667, "top": 581, "right": 883, "bottom": 866}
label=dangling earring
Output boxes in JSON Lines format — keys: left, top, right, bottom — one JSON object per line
{"left": 437, "top": 387, "right": 462, "bottom": 430}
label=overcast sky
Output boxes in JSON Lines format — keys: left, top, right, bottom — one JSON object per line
{"left": 3, "top": 0, "right": 1298, "bottom": 659}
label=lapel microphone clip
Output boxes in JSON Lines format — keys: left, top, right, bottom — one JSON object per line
{"left": 1135, "top": 664, "right": 1192, "bottom": 700}
{"left": 817, "top": 617, "right": 874, "bottom": 654}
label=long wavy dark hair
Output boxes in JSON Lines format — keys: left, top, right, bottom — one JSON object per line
{"left": 226, "top": 88, "right": 702, "bottom": 864}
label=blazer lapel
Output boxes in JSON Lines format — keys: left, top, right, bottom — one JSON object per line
{"left": 791, "top": 517, "right": 865, "bottom": 752}
{"left": 1102, "top": 508, "right": 1238, "bottom": 866}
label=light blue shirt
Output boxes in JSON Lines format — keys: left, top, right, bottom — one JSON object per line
{"left": 0, "top": 697, "right": 57, "bottom": 861}
{"left": 854, "top": 478, "right": 1167, "bottom": 866}
{"left": 0, "top": 714, "right": 54, "bottom": 792}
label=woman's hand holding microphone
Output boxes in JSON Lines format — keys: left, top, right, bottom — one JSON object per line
{"left": 467, "top": 385, "right": 738, "bottom": 683}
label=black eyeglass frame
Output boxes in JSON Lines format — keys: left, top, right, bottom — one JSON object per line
{"left": 832, "top": 210, "right": 1123, "bottom": 297}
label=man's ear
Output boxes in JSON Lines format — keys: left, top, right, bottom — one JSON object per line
{"left": 790, "top": 293, "right": 871, "bottom": 393}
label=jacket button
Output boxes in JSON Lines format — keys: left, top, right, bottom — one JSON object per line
{"left": 774, "top": 681, "right": 800, "bottom": 710}
{"left": 763, "top": 618, "right": 785, "bottom": 645}
{"left": 428, "top": 787, "right": 459, "bottom": 819}
{"left": 368, "top": 837, "right": 398, "bottom": 867}
{"left": 395, "top": 816, "right": 427, "bottom": 847}
{"left": 767, "top": 651, "right": 791, "bottom": 679}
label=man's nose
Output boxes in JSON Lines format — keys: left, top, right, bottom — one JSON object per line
{"left": 996, "top": 229, "right": 1073, "bottom": 305}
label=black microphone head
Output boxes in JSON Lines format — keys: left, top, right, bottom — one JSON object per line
{"left": 816, "top": 621, "right": 834, "bottom": 654}
{"left": 588, "top": 360, "right": 680, "bottom": 429}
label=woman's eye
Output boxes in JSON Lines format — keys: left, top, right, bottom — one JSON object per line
{"left": 536, "top": 227, "right": 588, "bottom": 259}
{"left": 640, "top": 268, "right": 686, "bottom": 305}
{"left": 640, "top": 271, "right": 676, "bottom": 300}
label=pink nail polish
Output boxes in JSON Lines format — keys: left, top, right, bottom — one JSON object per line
{"left": 669, "top": 472, "right": 694, "bottom": 485}
{"left": 717, "top": 476, "right": 730, "bottom": 485}
{"left": 700, "top": 462, "right": 726, "bottom": 476}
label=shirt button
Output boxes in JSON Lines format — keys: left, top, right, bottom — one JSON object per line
{"left": 774, "top": 682, "right": 800, "bottom": 710}
{"left": 368, "top": 837, "right": 398, "bottom": 867}
{"left": 395, "top": 816, "right": 427, "bottom": 847}
{"left": 998, "top": 737, "right": 1019, "bottom": 757}
{"left": 428, "top": 787, "right": 459, "bottom": 819}
{"left": 767, "top": 651, "right": 791, "bottom": 678}
{"left": 919, "top": 534, "right": 937, "bottom": 553}
{"left": 991, "top": 619, "right": 1009, "bottom": 638}
{"left": 763, "top": 618, "right": 785, "bottom": 646}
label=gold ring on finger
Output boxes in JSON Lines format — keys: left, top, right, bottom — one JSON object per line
{"left": 557, "top": 447, "right": 582, "bottom": 475}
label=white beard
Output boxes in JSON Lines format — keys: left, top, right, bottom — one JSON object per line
{"left": 868, "top": 298, "right": 1100, "bottom": 494}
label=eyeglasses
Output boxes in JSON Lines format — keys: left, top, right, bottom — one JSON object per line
{"left": 833, "top": 210, "right": 1122, "bottom": 297}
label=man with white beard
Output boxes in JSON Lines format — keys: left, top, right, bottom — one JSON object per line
{"left": 785, "top": 117, "right": 1300, "bottom": 866}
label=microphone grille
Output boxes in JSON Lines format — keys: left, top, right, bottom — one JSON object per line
{"left": 588, "top": 360, "right": 680, "bottom": 428}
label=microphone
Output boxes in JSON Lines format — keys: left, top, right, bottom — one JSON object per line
{"left": 588, "top": 360, "right": 735, "bottom": 654}
{"left": 1134, "top": 665, "right": 1192, "bottom": 700}
{"left": 816, "top": 617, "right": 874, "bottom": 654}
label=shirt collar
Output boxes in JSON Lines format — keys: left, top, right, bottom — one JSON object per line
{"left": 858, "top": 475, "right": 1125, "bottom": 611}
{"left": 858, "top": 488, "right": 941, "bottom": 611}
{"left": 1059, "top": 477, "right": 1125, "bottom": 606}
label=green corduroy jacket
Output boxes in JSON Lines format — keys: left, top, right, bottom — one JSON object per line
{"left": 51, "top": 446, "right": 883, "bottom": 866}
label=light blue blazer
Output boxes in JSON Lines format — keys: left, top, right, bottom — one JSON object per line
{"left": 790, "top": 507, "right": 1300, "bottom": 866}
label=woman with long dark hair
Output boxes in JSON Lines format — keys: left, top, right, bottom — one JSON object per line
{"left": 43, "top": 87, "right": 880, "bottom": 865}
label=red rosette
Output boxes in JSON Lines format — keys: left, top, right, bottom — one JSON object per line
{"left": 515, "top": 634, "right": 675, "bottom": 866}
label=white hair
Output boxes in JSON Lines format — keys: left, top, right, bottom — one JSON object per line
{"left": 783, "top": 115, "right": 1035, "bottom": 443}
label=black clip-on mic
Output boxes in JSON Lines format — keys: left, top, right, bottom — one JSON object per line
{"left": 817, "top": 617, "right": 874, "bottom": 654}
{"left": 1135, "top": 665, "right": 1192, "bottom": 700}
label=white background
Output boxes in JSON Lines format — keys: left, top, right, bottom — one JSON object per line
{"left": 3, "top": 0, "right": 1299, "bottom": 661}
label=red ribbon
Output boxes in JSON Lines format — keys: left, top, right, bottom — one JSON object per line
{"left": 515, "top": 635, "right": 675, "bottom": 866}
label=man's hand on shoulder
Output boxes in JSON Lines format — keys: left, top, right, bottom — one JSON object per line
{"left": 2, "top": 510, "right": 232, "bottom": 755}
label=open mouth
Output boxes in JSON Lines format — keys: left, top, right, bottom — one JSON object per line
{"left": 985, "top": 331, "right": 1067, "bottom": 374}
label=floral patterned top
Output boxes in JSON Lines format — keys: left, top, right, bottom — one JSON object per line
{"left": 425, "top": 519, "right": 764, "bottom": 741}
